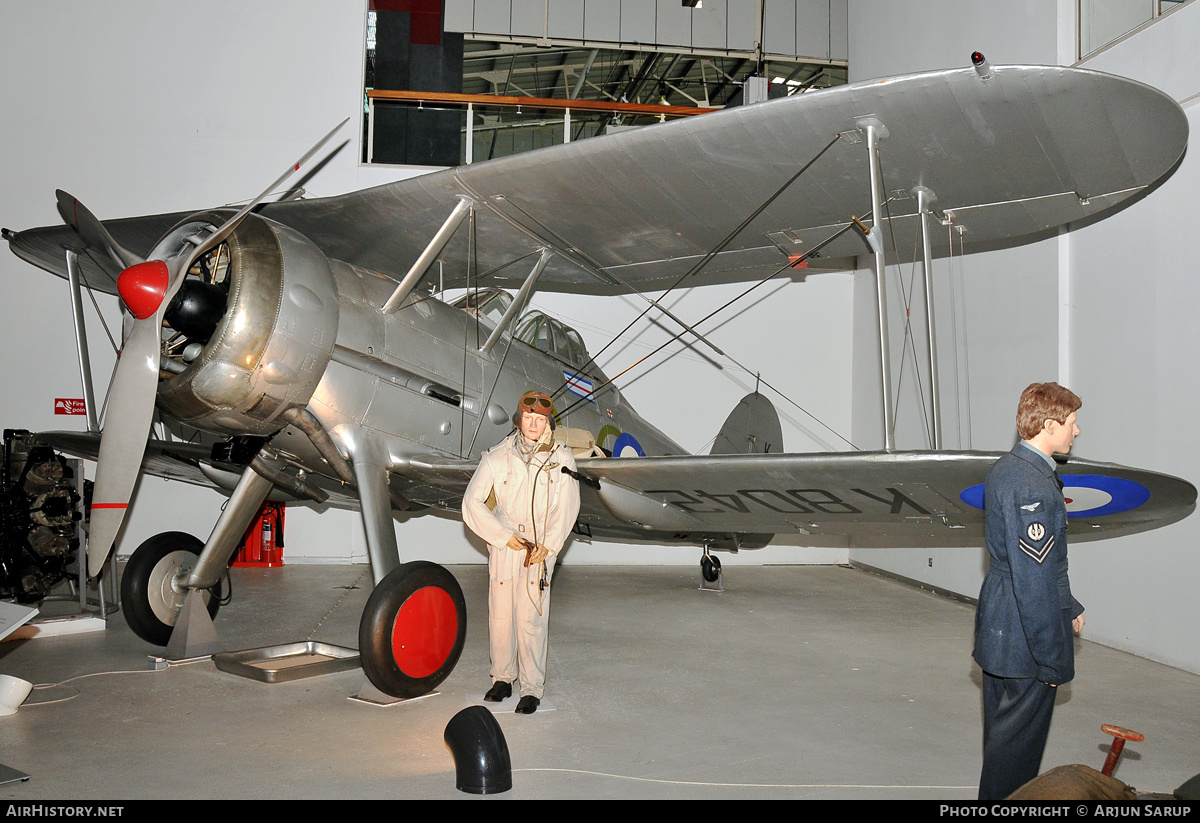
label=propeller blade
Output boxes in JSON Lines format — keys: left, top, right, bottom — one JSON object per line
{"left": 86, "top": 308, "right": 165, "bottom": 574}
{"left": 178, "top": 117, "right": 349, "bottom": 278}
{"left": 56, "top": 190, "right": 143, "bottom": 269}
{"left": 82, "top": 118, "right": 347, "bottom": 574}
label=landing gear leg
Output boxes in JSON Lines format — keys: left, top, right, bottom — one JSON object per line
{"left": 700, "top": 548, "right": 723, "bottom": 592}
{"left": 344, "top": 431, "right": 467, "bottom": 703}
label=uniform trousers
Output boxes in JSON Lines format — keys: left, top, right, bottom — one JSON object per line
{"left": 978, "top": 672, "right": 1057, "bottom": 801}
{"left": 488, "top": 547, "right": 555, "bottom": 699}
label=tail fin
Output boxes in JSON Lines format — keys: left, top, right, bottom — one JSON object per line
{"left": 710, "top": 392, "right": 783, "bottom": 455}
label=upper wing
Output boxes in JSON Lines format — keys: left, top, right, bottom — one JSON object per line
{"left": 7, "top": 65, "right": 1186, "bottom": 297}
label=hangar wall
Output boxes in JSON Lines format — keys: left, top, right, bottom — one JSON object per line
{"left": 0, "top": 0, "right": 855, "bottom": 570}
{"left": 844, "top": 0, "right": 1200, "bottom": 673}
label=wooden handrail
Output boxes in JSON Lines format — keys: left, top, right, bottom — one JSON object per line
{"left": 367, "top": 89, "right": 719, "bottom": 117}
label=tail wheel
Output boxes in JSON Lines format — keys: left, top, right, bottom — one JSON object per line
{"left": 120, "top": 531, "right": 221, "bottom": 646}
{"left": 358, "top": 561, "right": 467, "bottom": 698}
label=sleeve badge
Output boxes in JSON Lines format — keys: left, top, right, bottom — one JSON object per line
{"left": 1019, "top": 521, "right": 1055, "bottom": 563}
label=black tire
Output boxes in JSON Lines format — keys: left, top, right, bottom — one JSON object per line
{"left": 701, "top": 553, "right": 721, "bottom": 583}
{"left": 120, "top": 532, "right": 221, "bottom": 646}
{"left": 359, "top": 561, "right": 467, "bottom": 698}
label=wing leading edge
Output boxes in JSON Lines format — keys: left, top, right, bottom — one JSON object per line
{"left": 574, "top": 450, "right": 1197, "bottom": 548}
{"left": 391, "top": 449, "right": 1196, "bottom": 549}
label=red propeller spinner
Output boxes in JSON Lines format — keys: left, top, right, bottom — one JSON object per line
{"left": 116, "top": 260, "right": 170, "bottom": 320}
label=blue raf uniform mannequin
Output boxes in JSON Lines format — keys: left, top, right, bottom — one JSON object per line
{"left": 974, "top": 382, "right": 1086, "bottom": 801}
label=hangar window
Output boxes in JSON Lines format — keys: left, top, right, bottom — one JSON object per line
{"left": 363, "top": 6, "right": 847, "bottom": 166}
{"left": 1080, "top": 0, "right": 1186, "bottom": 58}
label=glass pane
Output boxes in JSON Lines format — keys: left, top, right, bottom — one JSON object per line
{"left": 1080, "top": 0, "right": 1154, "bottom": 57}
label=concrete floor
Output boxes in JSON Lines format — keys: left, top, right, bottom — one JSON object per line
{"left": 0, "top": 563, "right": 1196, "bottom": 800}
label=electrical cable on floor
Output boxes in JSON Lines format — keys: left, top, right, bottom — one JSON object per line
{"left": 20, "top": 658, "right": 212, "bottom": 708}
{"left": 514, "top": 767, "right": 974, "bottom": 791}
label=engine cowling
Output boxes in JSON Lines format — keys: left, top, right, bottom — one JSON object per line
{"left": 154, "top": 211, "right": 339, "bottom": 436}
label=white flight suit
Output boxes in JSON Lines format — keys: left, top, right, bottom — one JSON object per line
{"left": 463, "top": 431, "right": 581, "bottom": 699}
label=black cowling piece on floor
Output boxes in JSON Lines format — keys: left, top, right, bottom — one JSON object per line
{"left": 444, "top": 706, "right": 512, "bottom": 794}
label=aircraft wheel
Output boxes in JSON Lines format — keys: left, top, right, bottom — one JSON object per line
{"left": 120, "top": 532, "right": 221, "bottom": 646}
{"left": 701, "top": 553, "right": 721, "bottom": 583}
{"left": 359, "top": 561, "right": 467, "bottom": 699}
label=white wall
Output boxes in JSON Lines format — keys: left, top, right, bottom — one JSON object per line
{"left": 1060, "top": 0, "right": 1200, "bottom": 672}
{"left": 845, "top": 0, "right": 1200, "bottom": 672}
{"left": 0, "top": 0, "right": 855, "bottom": 571}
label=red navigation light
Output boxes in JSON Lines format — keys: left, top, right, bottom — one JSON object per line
{"left": 116, "top": 260, "right": 170, "bottom": 319}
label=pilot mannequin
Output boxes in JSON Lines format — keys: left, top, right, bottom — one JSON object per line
{"left": 462, "top": 390, "right": 581, "bottom": 714}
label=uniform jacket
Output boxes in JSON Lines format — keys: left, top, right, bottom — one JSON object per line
{"left": 973, "top": 443, "right": 1084, "bottom": 684}
{"left": 462, "top": 431, "right": 581, "bottom": 576}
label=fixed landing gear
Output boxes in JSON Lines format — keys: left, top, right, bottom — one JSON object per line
{"left": 700, "top": 549, "right": 723, "bottom": 591}
{"left": 358, "top": 561, "right": 467, "bottom": 698}
{"left": 120, "top": 532, "right": 223, "bottom": 646}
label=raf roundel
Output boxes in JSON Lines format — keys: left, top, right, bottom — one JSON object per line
{"left": 960, "top": 475, "right": 1151, "bottom": 518}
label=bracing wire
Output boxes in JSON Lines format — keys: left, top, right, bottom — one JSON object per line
{"left": 546, "top": 133, "right": 844, "bottom": 409}
{"left": 550, "top": 206, "right": 890, "bottom": 450}
{"left": 879, "top": 169, "right": 932, "bottom": 449}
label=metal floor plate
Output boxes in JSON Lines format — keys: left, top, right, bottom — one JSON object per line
{"left": 213, "top": 641, "right": 359, "bottom": 684}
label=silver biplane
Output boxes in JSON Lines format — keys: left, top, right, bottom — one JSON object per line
{"left": 5, "top": 58, "right": 1195, "bottom": 699}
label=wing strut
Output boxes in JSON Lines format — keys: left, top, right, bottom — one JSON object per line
{"left": 65, "top": 250, "right": 99, "bottom": 433}
{"left": 382, "top": 198, "right": 473, "bottom": 313}
{"left": 914, "top": 186, "right": 943, "bottom": 449}
{"left": 858, "top": 117, "right": 896, "bottom": 451}
{"left": 479, "top": 247, "right": 552, "bottom": 355}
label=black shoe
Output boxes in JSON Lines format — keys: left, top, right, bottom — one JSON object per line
{"left": 515, "top": 695, "right": 540, "bottom": 714}
{"left": 483, "top": 681, "right": 512, "bottom": 702}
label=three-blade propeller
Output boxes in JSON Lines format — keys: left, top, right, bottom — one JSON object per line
{"left": 76, "top": 120, "right": 348, "bottom": 576}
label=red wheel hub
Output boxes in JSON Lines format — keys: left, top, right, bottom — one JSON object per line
{"left": 390, "top": 586, "right": 458, "bottom": 678}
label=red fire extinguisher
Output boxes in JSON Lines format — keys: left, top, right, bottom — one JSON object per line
{"left": 233, "top": 502, "right": 285, "bottom": 567}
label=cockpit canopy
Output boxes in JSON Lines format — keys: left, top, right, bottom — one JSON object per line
{"left": 450, "top": 288, "right": 595, "bottom": 371}
{"left": 450, "top": 287, "right": 513, "bottom": 329}
{"left": 513, "top": 310, "right": 590, "bottom": 367}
